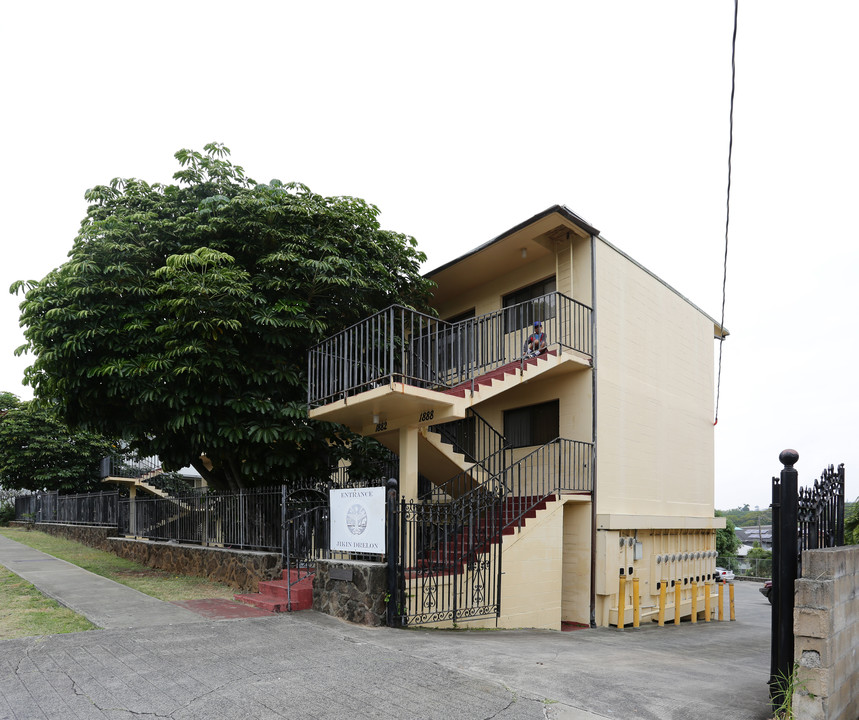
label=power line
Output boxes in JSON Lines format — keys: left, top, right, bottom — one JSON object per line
{"left": 715, "top": 0, "right": 738, "bottom": 426}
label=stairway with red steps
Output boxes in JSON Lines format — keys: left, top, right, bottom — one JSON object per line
{"left": 411, "top": 494, "right": 556, "bottom": 577}
{"left": 442, "top": 351, "right": 555, "bottom": 398}
{"left": 234, "top": 568, "right": 314, "bottom": 613}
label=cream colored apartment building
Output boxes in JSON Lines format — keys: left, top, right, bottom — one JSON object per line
{"left": 309, "top": 205, "right": 726, "bottom": 629}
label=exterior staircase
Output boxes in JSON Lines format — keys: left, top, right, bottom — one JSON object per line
{"left": 234, "top": 569, "right": 314, "bottom": 613}
{"left": 441, "top": 350, "right": 571, "bottom": 402}
{"left": 412, "top": 494, "right": 556, "bottom": 576}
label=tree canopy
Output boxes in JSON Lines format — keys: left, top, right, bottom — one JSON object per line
{"left": 715, "top": 511, "right": 740, "bottom": 557}
{"left": 13, "top": 144, "right": 434, "bottom": 491}
{"left": 846, "top": 499, "right": 859, "bottom": 545}
{"left": 0, "top": 391, "right": 116, "bottom": 493}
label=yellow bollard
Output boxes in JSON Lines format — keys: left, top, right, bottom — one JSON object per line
{"left": 658, "top": 580, "right": 666, "bottom": 627}
{"left": 718, "top": 581, "right": 724, "bottom": 621}
{"left": 633, "top": 577, "right": 640, "bottom": 629}
{"left": 704, "top": 581, "right": 712, "bottom": 622}
{"left": 729, "top": 582, "right": 736, "bottom": 621}
{"left": 674, "top": 582, "right": 682, "bottom": 625}
{"left": 690, "top": 582, "right": 698, "bottom": 624}
{"left": 618, "top": 574, "right": 626, "bottom": 630}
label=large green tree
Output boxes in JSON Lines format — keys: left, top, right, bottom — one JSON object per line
{"left": 715, "top": 510, "right": 740, "bottom": 557}
{"left": 14, "top": 144, "right": 434, "bottom": 491}
{"left": 0, "top": 391, "right": 116, "bottom": 493}
{"left": 846, "top": 499, "right": 859, "bottom": 545}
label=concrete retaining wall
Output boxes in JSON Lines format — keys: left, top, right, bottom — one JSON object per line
{"left": 313, "top": 559, "right": 387, "bottom": 626}
{"left": 793, "top": 544, "right": 859, "bottom": 720}
{"left": 27, "top": 522, "right": 281, "bottom": 592}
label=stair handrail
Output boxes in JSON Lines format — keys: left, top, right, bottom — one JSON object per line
{"left": 428, "top": 409, "right": 512, "bottom": 492}
{"left": 428, "top": 444, "right": 514, "bottom": 504}
{"left": 502, "top": 437, "right": 594, "bottom": 531}
{"left": 439, "top": 437, "right": 593, "bottom": 528}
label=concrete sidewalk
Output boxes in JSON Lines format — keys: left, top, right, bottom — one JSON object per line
{"left": 0, "top": 532, "right": 774, "bottom": 720}
{"left": 0, "top": 533, "right": 204, "bottom": 629}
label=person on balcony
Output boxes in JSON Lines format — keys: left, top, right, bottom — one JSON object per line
{"left": 523, "top": 321, "right": 547, "bottom": 358}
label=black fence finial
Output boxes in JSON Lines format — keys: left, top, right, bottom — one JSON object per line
{"left": 778, "top": 449, "right": 799, "bottom": 468}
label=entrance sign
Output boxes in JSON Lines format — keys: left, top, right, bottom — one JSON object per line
{"left": 329, "top": 487, "right": 386, "bottom": 553}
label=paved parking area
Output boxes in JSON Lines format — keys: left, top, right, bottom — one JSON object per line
{"left": 0, "top": 533, "right": 773, "bottom": 719}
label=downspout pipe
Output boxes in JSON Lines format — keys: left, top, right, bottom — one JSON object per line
{"left": 589, "top": 234, "right": 598, "bottom": 628}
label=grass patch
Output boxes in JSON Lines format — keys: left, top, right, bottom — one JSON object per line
{"left": 0, "top": 527, "right": 238, "bottom": 602}
{"left": 0, "top": 566, "right": 95, "bottom": 639}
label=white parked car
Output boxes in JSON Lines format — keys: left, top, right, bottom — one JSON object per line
{"left": 715, "top": 566, "right": 735, "bottom": 583}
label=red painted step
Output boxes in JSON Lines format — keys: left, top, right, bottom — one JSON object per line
{"left": 234, "top": 568, "right": 314, "bottom": 613}
{"left": 442, "top": 352, "right": 556, "bottom": 397}
{"left": 411, "top": 495, "right": 558, "bottom": 575}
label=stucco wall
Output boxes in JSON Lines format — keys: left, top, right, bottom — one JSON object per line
{"left": 593, "top": 239, "right": 716, "bottom": 519}
{"left": 461, "top": 496, "right": 590, "bottom": 630}
{"left": 29, "top": 522, "right": 281, "bottom": 592}
{"left": 434, "top": 253, "right": 556, "bottom": 321}
{"left": 793, "top": 545, "right": 859, "bottom": 720}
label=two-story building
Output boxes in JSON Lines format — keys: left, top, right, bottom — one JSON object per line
{"left": 308, "top": 205, "right": 726, "bottom": 629}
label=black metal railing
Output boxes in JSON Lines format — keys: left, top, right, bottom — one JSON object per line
{"left": 496, "top": 438, "right": 594, "bottom": 532}
{"left": 100, "top": 454, "right": 161, "bottom": 480}
{"left": 430, "top": 408, "right": 511, "bottom": 473}
{"left": 307, "top": 292, "right": 593, "bottom": 407}
{"left": 15, "top": 491, "right": 119, "bottom": 526}
{"left": 798, "top": 463, "right": 845, "bottom": 559}
{"left": 427, "top": 409, "right": 513, "bottom": 501}
{"left": 99, "top": 454, "right": 197, "bottom": 496}
{"left": 120, "top": 486, "right": 284, "bottom": 551}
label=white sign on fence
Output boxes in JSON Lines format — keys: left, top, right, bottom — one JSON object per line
{"left": 329, "top": 486, "right": 386, "bottom": 554}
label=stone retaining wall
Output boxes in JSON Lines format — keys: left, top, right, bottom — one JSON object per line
{"left": 793, "top": 544, "right": 859, "bottom": 720}
{"left": 312, "top": 559, "right": 387, "bottom": 625}
{"left": 27, "top": 522, "right": 281, "bottom": 592}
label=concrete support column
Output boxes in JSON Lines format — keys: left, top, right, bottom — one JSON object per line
{"left": 398, "top": 426, "right": 419, "bottom": 502}
{"left": 129, "top": 485, "right": 137, "bottom": 535}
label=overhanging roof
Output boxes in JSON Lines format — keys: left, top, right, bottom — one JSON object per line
{"left": 426, "top": 205, "right": 598, "bottom": 308}
{"left": 426, "top": 205, "right": 599, "bottom": 280}
{"left": 425, "top": 204, "right": 728, "bottom": 338}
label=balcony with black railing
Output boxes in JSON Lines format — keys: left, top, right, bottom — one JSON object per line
{"left": 307, "top": 292, "right": 593, "bottom": 431}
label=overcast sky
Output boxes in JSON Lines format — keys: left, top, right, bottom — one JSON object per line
{"left": 1, "top": 1, "right": 856, "bottom": 510}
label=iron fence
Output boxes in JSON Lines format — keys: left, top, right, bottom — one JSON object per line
{"left": 770, "top": 452, "right": 846, "bottom": 709}
{"left": 798, "top": 463, "right": 845, "bottom": 559}
{"left": 502, "top": 438, "right": 594, "bottom": 530}
{"left": 307, "top": 292, "right": 593, "bottom": 407}
{"left": 119, "top": 486, "right": 284, "bottom": 550}
{"left": 15, "top": 491, "right": 119, "bottom": 526}
{"left": 716, "top": 555, "right": 772, "bottom": 579}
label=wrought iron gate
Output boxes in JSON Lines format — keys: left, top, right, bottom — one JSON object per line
{"left": 390, "top": 487, "right": 503, "bottom": 626}
{"left": 770, "top": 451, "right": 845, "bottom": 707}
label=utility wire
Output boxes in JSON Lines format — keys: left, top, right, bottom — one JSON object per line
{"left": 714, "top": 0, "right": 738, "bottom": 426}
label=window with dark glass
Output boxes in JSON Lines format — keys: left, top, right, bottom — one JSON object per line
{"left": 503, "top": 400, "right": 559, "bottom": 448}
{"left": 502, "top": 277, "right": 556, "bottom": 333}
